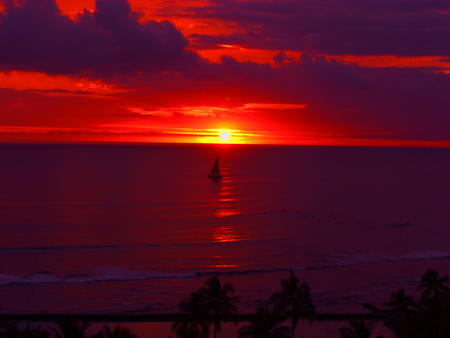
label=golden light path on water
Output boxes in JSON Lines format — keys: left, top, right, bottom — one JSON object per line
{"left": 209, "top": 168, "right": 246, "bottom": 244}
{"left": 205, "top": 156, "right": 248, "bottom": 268}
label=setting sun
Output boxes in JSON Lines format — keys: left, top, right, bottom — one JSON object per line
{"left": 220, "top": 131, "right": 230, "bottom": 141}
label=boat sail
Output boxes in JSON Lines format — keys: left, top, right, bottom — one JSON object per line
{"left": 208, "top": 157, "right": 223, "bottom": 179}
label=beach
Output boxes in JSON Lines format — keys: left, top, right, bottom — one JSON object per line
{"left": 0, "top": 313, "right": 389, "bottom": 337}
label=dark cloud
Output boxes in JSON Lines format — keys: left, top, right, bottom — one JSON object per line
{"left": 220, "top": 55, "right": 271, "bottom": 78}
{"left": 273, "top": 55, "right": 450, "bottom": 140}
{"left": 273, "top": 51, "right": 295, "bottom": 64}
{"left": 183, "top": 0, "right": 450, "bottom": 57}
{"left": 0, "top": 0, "right": 196, "bottom": 76}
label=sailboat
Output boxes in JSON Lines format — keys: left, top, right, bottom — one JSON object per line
{"left": 208, "top": 157, "right": 223, "bottom": 179}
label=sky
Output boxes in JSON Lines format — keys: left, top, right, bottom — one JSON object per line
{"left": 0, "top": 0, "right": 449, "bottom": 146}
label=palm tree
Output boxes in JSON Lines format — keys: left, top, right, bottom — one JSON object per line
{"left": 0, "top": 322, "right": 50, "bottom": 338}
{"left": 384, "top": 289, "right": 415, "bottom": 337}
{"left": 171, "top": 291, "right": 209, "bottom": 338}
{"left": 101, "top": 325, "right": 137, "bottom": 338}
{"left": 201, "top": 276, "right": 239, "bottom": 338}
{"left": 402, "top": 291, "right": 450, "bottom": 337}
{"left": 238, "top": 304, "right": 290, "bottom": 338}
{"left": 51, "top": 315, "right": 89, "bottom": 338}
{"left": 339, "top": 319, "right": 383, "bottom": 338}
{"left": 20, "top": 323, "right": 51, "bottom": 338}
{"left": 418, "top": 269, "right": 449, "bottom": 299}
{"left": 0, "top": 321, "right": 22, "bottom": 338}
{"left": 270, "top": 270, "right": 316, "bottom": 338}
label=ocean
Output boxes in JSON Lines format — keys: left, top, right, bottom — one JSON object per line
{"left": 0, "top": 143, "right": 449, "bottom": 322}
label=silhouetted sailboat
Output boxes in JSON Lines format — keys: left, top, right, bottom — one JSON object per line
{"left": 208, "top": 157, "right": 223, "bottom": 179}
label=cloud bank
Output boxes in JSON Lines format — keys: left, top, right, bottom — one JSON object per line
{"left": 184, "top": 0, "right": 450, "bottom": 56}
{"left": 0, "top": 0, "right": 197, "bottom": 76}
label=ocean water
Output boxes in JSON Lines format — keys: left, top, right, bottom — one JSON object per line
{"left": 0, "top": 143, "right": 448, "bottom": 316}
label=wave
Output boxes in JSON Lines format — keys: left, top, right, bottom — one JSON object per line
{"left": 329, "top": 250, "right": 450, "bottom": 268}
{"left": 0, "top": 243, "right": 161, "bottom": 252}
{"left": 216, "top": 250, "right": 450, "bottom": 277}
{"left": 1, "top": 250, "right": 448, "bottom": 286}
{"left": 0, "top": 269, "right": 197, "bottom": 286}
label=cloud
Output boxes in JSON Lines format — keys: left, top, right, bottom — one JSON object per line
{"left": 174, "top": 54, "right": 449, "bottom": 141}
{"left": 127, "top": 106, "right": 229, "bottom": 118}
{"left": 284, "top": 55, "right": 450, "bottom": 140}
{"left": 220, "top": 55, "right": 271, "bottom": 78}
{"left": 118, "top": 52, "right": 449, "bottom": 141}
{"left": 238, "top": 103, "right": 307, "bottom": 111}
{"left": 0, "top": 0, "right": 197, "bottom": 77}
{"left": 0, "top": 0, "right": 448, "bottom": 145}
{"left": 182, "top": 0, "right": 450, "bottom": 57}
{"left": 273, "top": 51, "right": 295, "bottom": 65}
{"left": 0, "top": 71, "right": 129, "bottom": 95}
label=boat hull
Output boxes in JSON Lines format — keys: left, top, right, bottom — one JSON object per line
{"left": 208, "top": 174, "right": 223, "bottom": 179}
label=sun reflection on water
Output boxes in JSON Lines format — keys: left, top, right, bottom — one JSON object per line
{"left": 213, "top": 226, "right": 246, "bottom": 242}
{"left": 208, "top": 159, "right": 248, "bottom": 243}
{"left": 208, "top": 255, "right": 240, "bottom": 268}
{"left": 214, "top": 210, "right": 241, "bottom": 218}
{"left": 209, "top": 162, "right": 241, "bottom": 218}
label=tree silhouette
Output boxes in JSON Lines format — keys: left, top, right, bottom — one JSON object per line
{"left": 339, "top": 319, "right": 383, "bottom": 338}
{"left": 51, "top": 315, "right": 89, "bottom": 338}
{"left": 384, "top": 289, "right": 415, "bottom": 337}
{"left": 418, "top": 269, "right": 449, "bottom": 299}
{"left": 363, "top": 270, "right": 450, "bottom": 337}
{"left": 201, "top": 277, "right": 239, "bottom": 338}
{"left": 270, "top": 270, "right": 315, "bottom": 338}
{"left": 238, "top": 304, "right": 290, "bottom": 338}
{"left": 402, "top": 292, "right": 450, "bottom": 337}
{"left": 0, "top": 322, "right": 50, "bottom": 338}
{"left": 101, "top": 325, "right": 137, "bottom": 338}
{"left": 171, "top": 291, "right": 209, "bottom": 338}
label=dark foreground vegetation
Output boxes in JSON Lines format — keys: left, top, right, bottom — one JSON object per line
{"left": 1, "top": 269, "right": 449, "bottom": 337}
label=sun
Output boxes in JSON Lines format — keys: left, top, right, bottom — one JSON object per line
{"left": 220, "top": 131, "right": 230, "bottom": 141}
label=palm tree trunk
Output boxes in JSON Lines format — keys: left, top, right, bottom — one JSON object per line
{"left": 291, "top": 316, "right": 295, "bottom": 338}
{"left": 214, "top": 310, "right": 218, "bottom": 338}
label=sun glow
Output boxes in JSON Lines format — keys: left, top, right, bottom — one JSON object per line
{"left": 220, "top": 131, "right": 230, "bottom": 141}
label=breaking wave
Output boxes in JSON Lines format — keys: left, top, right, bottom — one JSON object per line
{"left": 1, "top": 250, "right": 448, "bottom": 286}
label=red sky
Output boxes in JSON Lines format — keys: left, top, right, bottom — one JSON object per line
{"left": 0, "top": 0, "right": 449, "bottom": 146}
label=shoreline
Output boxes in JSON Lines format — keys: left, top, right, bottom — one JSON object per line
{"left": 0, "top": 312, "right": 382, "bottom": 323}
